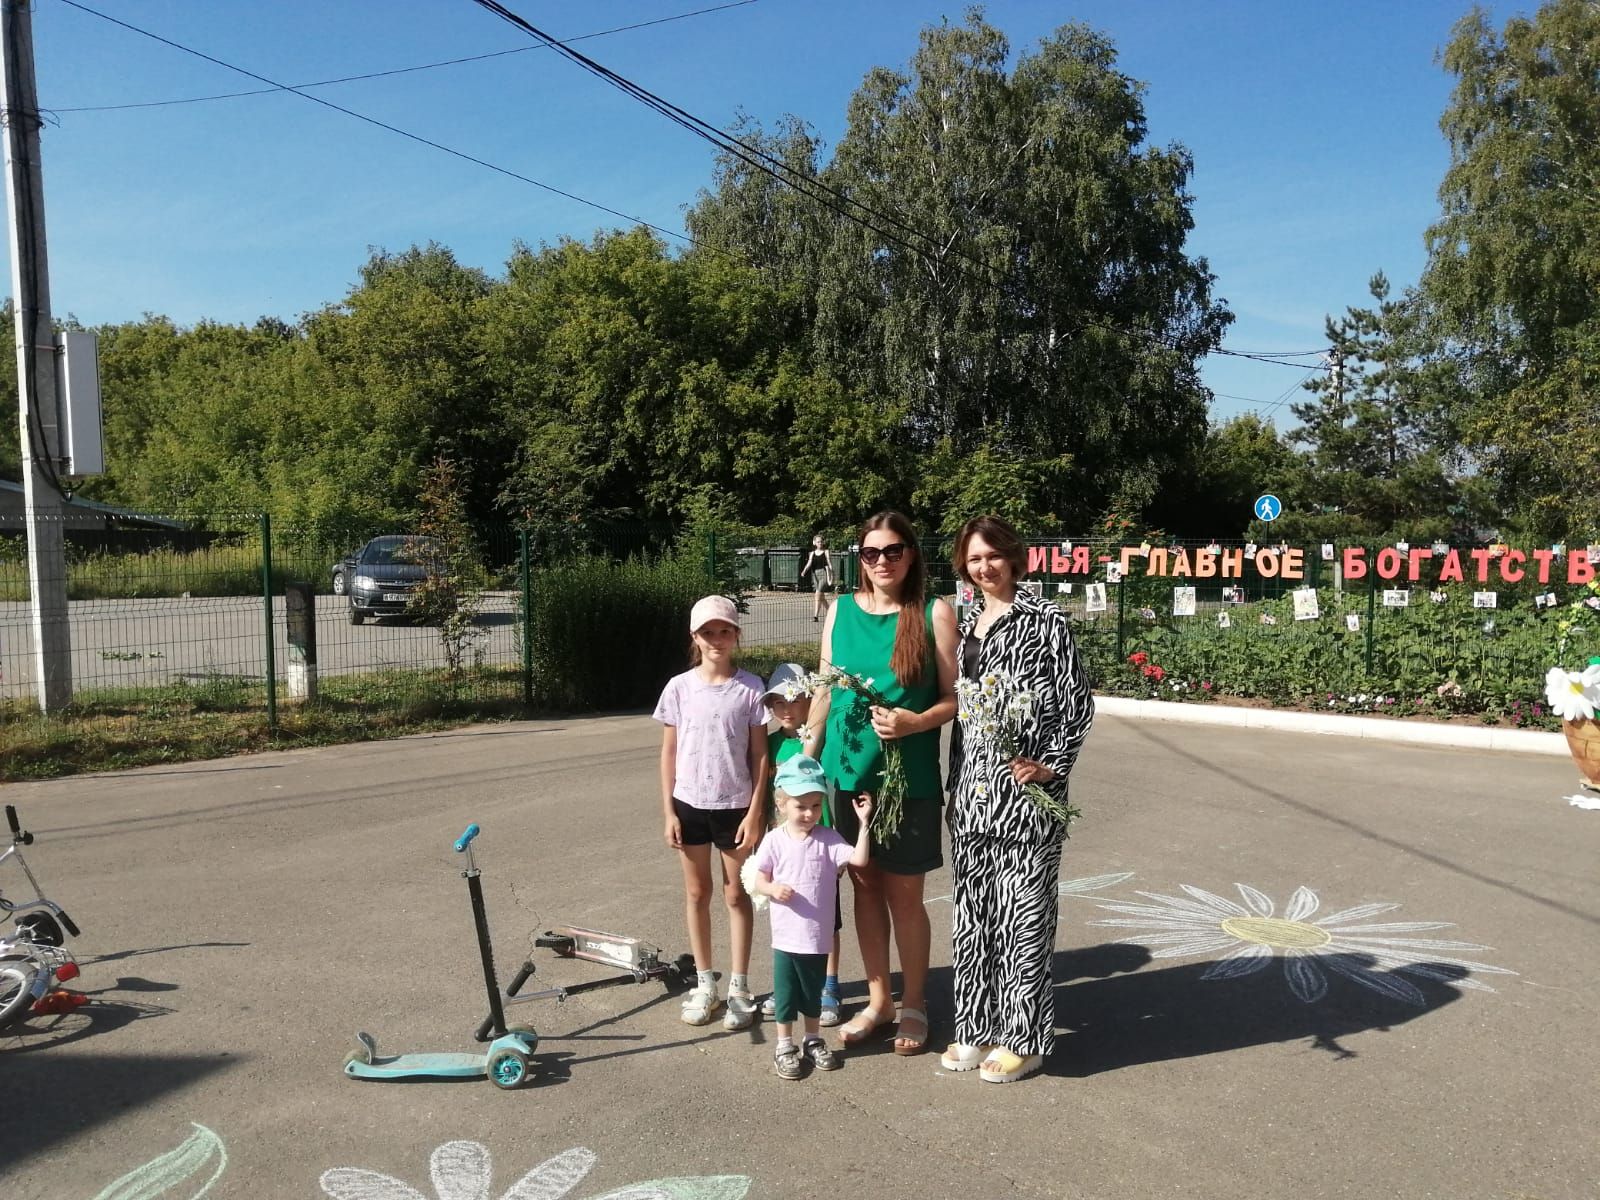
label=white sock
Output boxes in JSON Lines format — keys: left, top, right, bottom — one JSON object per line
{"left": 775, "top": 1037, "right": 794, "bottom": 1056}
{"left": 696, "top": 970, "right": 716, "bottom": 994}
{"left": 730, "top": 973, "right": 749, "bottom": 995}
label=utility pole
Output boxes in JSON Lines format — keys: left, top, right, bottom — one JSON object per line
{"left": 2, "top": 0, "right": 71, "bottom": 711}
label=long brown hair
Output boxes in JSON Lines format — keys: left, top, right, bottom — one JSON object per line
{"left": 858, "top": 510, "right": 929, "bottom": 688}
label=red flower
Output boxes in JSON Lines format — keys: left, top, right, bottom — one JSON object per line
{"left": 1128, "top": 652, "right": 1149, "bottom": 666}
{"left": 1201, "top": 681, "right": 1213, "bottom": 691}
{"left": 1142, "top": 664, "right": 1165, "bottom": 681}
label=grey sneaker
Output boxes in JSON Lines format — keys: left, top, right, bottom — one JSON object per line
{"left": 774, "top": 1044, "right": 804, "bottom": 1080}
{"left": 818, "top": 989, "right": 841, "bottom": 1027}
{"left": 724, "top": 989, "right": 758, "bottom": 1031}
{"left": 803, "top": 1038, "right": 841, "bottom": 1071}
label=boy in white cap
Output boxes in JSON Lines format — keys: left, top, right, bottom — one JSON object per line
{"left": 748, "top": 755, "right": 873, "bottom": 1079}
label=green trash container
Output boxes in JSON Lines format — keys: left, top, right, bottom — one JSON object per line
{"left": 768, "top": 546, "right": 803, "bottom": 591}
{"left": 734, "top": 548, "right": 766, "bottom": 588}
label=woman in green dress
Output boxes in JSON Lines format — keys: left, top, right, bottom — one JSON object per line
{"left": 804, "top": 511, "right": 958, "bottom": 1055}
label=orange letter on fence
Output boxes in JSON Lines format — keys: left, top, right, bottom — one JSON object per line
{"left": 1195, "top": 550, "right": 1218, "bottom": 578}
{"left": 1120, "top": 546, "right": 1142, "bottom": 576}
{"left": 1406, "top": 547, "right": 1433, "bottom": 581}
{"left": 1280, "top": 548, "right": 1305, "bottom": 580}
{"left": 1147, "top": 548, "right": 1170, "bottom": 576}
{"left": 1255, "top": 550, "right": 1280, "bottom": 578}
{"left": 1376, "top": 548, "right": 1402, "bottom": 580}
{"left": 1438, "top": 549, "right": 1463, "bottom": 582}
{"left": 1171, "top": 548, "right": 1192, "bottom": 577}
{"left": 1221, "top": 548, "right": 1244, "bottom": 578}
{"left": 1051, "top": 546, "right": 1071, "bottom": 574}
{"left": 1470, "top": 548, "right": 1493, "bottom": 582}
{"left": 1028, "top": 546, "right": 1047, "bottom": 573}
{"left": 1531, "top": 549, "right": 1555, "bottom": 583}
{"left": 1571, "top": 550, "right": 1597, "bottom": 585}
{"left": 1071, "top": 546, "right": 1089, "bottom": 574}
{"left": 1498, "top": 549, "right": 1525, "bottom": 583}
{"left": 1342, "top": 547, "right": 1368, "bottom": 580}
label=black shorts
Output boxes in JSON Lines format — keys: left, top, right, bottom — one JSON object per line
{"left": 673, "top": 798, "right": 749, "bottom": 851}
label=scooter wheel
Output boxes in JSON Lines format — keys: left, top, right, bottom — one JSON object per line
{"left": 506, "top": 1025, "right": 540, "bottom": 1055}
{"left": 15, "top": 913, "right": 64, "bottom": 948}
{"left": 487, "top": 1047, "right": 529, "bottom": 1090}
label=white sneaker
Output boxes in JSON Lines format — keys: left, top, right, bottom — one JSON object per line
{"left": 724, "top": 989, "right": 758, "bottom": 1030}
{"left": 760, "top": 994, "right": 776, "bottom": 1018}
{"left": 681, "top": 987, "right": 723, "bottom": 1026}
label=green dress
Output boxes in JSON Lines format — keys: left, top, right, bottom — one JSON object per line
{"left": 821, "top": 594, "right": 943, "bottom": 874}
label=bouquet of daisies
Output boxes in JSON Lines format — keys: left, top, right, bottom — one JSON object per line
{"left": 955, "top": 671, "right": 1080, "bottom": 829}
{"left": 815, "top": 665, "right": 908, "bottom": 845}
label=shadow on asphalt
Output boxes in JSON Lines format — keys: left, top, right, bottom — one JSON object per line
{"left": 1049, "top": 942, "right": 1467, "bottom": 1075}
{"left": 1125, "top": 722, "right": 1600, "bottom": 927}
{"left": 0, "top": 1047, "right": 239, "bottom": 1168}
{"left": 83, "top": 941, "right": 250, "bottom": 965}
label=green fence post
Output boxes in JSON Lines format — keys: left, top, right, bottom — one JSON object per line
{"left": 520, "top": 528, "right": 534, "bottom": 707}
{"left": 1364, "top": 545, "right": 1377, "bottom": 676}
{"left": 261, "top": 512, "right": 277, "bottom": 735}
{"left": 1115, "top": 568, "right": 1127, "bottom": 661}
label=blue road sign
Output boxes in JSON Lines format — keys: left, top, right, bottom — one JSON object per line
{"left": 1254, "top": 494, "right": 1282, "bottom": 522}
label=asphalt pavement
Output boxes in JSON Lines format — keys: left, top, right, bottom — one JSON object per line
{"left": 1, "top": 714, "right": 1596, "bottom": 1199}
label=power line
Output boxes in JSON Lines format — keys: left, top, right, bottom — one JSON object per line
{"left": 57, "top": 0, "right": 702, "bottom": 250}
{"left": 52, "top": 2, "right": 759, "bottom": 114}
{"left": 467, "top": 0, "right": 1328, "bottom": 370}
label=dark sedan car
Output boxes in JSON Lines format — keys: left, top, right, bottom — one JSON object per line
{"left": 345, "top": 535, "right": 446, "bottom": 624}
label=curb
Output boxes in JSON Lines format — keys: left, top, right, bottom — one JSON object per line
{"left": 1092, "top": 695, "right": 1567, "bottom": 758}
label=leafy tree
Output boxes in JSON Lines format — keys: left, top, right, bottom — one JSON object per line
{"left": 686, "top": 8, "right": 1231, "bottom": 528}
{"left": 1288, "top": 273, "right": 1471, "bottom": 541}
{"left": 1422, "top": 0, "right": 1600, "bottom": 540}
{"left": 409, "top": 455, "right": 486, "bottom": 675}
{"left": 1167, "top": 413, "right": 1307, "bottom": 540}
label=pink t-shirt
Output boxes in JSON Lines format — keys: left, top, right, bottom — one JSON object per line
{"left": 751, "top": 825, "right": 854, "bottom": 954}
{"left": 652, "top": 668, "right": 767, "bottom": 811}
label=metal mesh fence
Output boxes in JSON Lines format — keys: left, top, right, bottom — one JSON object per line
{"left": 1, "top": 516, "right": 1594, "bottom": 743}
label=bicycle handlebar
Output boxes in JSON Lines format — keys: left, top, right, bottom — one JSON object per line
{"left": 454, "top": 824, "right": 480, "bottom": 853}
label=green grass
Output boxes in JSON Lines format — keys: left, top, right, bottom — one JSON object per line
{"left": 0, "top": 540, "right": 337, "bottom": 601}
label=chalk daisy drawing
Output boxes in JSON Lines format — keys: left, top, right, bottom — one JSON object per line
{"left": 1088, "top": 883, "right": 1516, "bottom": 1005}
{"left": 320, "top": 1142, "right": 749, "bottom": 1200}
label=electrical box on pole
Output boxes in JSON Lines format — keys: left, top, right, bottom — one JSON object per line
{"left": 57, "top": 330, "right": 102, "bottom": 476}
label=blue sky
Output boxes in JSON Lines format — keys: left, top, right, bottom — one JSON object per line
{"left": 17, "top": 0, "right": 1495, "bottom": 425}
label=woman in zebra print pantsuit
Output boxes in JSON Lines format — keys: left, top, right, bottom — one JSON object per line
{"left": 942, "top": 516, "right": 1095, "bottom": 1084}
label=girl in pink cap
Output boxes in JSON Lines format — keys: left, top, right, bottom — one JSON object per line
{"left": 653, "top": 594, "right": 770, "bottom": 1028}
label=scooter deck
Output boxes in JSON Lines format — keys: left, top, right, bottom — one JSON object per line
{"left": 345, "top": 1051, "right": 486, "bottom": 1081}
{"left": 542, "top": 924, "right": 661, "bottom": 970}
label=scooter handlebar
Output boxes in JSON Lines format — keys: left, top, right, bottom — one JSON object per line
{"left": 454, "top": 824, "right": 480, "bottom": 853}
{"left": 5, "top": 806, "right": 17, "bottom": 835}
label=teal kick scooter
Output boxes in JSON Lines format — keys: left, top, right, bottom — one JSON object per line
{"left": 343, "top": 823, "right": 540, "bottom": 1089}
{"left": 343, "top": 822, "right": 696, "bottom": 1090}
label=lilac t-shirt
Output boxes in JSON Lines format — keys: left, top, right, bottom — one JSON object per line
{"left": 751, "top": 825, "right": 855, "bottom": 954}
{"left": 652, "top": 669, "right": 767, "bottom": 811}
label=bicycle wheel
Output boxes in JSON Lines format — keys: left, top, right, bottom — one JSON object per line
{"left": 0, "top": 955, "right": 40, "bottom": 1030}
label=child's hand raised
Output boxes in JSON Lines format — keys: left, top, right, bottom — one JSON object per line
{"left": 768, "top": 882, "right": 795, "bottom": 904}
{"left": 853, "top": 792, "right": 874, "bottom": 821}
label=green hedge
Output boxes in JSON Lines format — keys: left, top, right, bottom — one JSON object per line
{"left": 530, "top": 552, "right": 714, "bottom": 710}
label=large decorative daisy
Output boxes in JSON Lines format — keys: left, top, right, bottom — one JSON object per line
{"left": 320, "top": 1142, "right": 749, "bottom": 1200}
{"left": 1088, "top": 883, "right": 1516, "bottom": 1005}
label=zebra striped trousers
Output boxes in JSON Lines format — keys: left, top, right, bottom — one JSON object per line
{"left": 950, "top": 834, "right": 1063, "bottom": 1056}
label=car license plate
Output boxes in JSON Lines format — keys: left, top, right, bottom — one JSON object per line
{"left": 382, "top": 593, "right": 407, "bottom": 602}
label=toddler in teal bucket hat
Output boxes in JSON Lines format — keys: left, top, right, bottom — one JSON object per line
{"left": 746, "top": 756, "right": 874, "bottom": 1079}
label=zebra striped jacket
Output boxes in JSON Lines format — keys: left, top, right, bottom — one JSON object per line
{"left": 948, "top": 586, "right": 1095, "bottom": 845}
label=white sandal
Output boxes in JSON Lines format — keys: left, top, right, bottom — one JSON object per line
{"left": 680, "top": 987, "right": 724, "bottom": 1026}
{"left": 939, "top": 1042, "right": 992, "bottom": 1072}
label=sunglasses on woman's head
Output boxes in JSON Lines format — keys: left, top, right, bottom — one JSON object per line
{"left": 859, "top": 542, "right": 908, "bottom": 565}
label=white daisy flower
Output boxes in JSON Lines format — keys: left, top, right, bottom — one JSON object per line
{"left": 321, "top": 1142, "right": 749, "bottom": 1200}
{"left": 1088, "top": 882, "right": 1515, "bottom": 1005}
{"left": 1544, "top": 664, "right": 1600, "bottom": 722}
